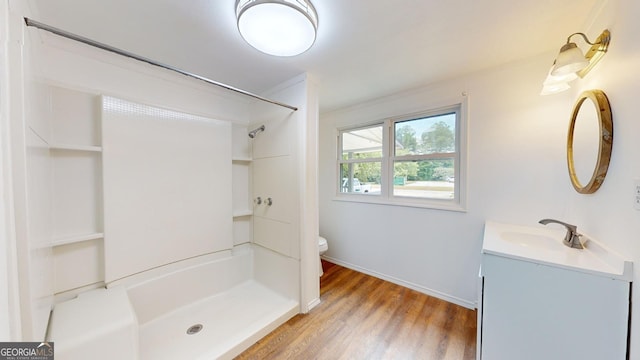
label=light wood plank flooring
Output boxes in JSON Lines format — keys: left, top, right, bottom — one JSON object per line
{"left": 236, "top": 261, "right": 477, "bottom": 359}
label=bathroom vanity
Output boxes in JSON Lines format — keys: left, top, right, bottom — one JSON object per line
{"left": 478, "top": 222, "right": 632, "bottom": 360}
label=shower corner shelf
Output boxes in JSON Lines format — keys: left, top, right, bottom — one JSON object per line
{"left": 233, "top": 210, "right": 253, "bottom": 218}
{"left": 232, "top": 157, "right": 252, "bottom": 163}
{"left": 52, "top": 232, "right": 104, "bottom": 247}
{"left": 50, "top": 144, "right": 103, "bottom": 152}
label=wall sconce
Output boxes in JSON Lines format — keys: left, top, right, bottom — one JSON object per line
{"left": 541, "top": 29, "right": 610, "bottom": 95}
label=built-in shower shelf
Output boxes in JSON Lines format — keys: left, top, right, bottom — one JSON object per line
{"left": 50, "top": 144, "right": 103, "bottom": 152}
{"left": 233, "top": 210, "right": 253, "bottom": 218}
{"left": 52, "top": 232, "right": 104, "bottom": 247}
{"left": 232, "top": 157, "right": 252, "bottom": 163}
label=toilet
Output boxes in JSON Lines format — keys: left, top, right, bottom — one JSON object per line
{"left": 318, "top": 236, "right": 328, "bottom": 276}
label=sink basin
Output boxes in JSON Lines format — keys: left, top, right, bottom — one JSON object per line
{"left": 500, "top": 231, "right": 562, "bottom": 251}
{"left": 482, "top": 221, "right": 633, "bottom": 281}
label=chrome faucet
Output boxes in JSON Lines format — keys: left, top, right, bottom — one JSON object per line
{"left": 538, "top": 219, "right": 584, "bottom": 249}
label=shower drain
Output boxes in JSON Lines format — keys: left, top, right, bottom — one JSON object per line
{"left": 186, "top": 324, "right": 203, "bottom": 335}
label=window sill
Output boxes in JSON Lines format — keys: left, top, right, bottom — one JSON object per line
{"left": 332, "top": 194, "right": 467, "bottom": 213}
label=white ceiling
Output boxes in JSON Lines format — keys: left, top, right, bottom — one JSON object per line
{"left": 26, "top": 0, "right": 601, "bottom": 112}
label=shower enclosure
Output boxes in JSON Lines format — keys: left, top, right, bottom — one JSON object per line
{"left": 3, "top": 3, "right": 319, "bottom": 358}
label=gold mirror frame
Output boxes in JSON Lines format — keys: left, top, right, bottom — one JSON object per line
{"left": 567, "top": 89, "right": 613, "bottom": 194}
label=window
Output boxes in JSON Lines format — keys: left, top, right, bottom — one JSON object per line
{"left": 337, "top": 103, "right": 466, "bottom": 211}
{"left": 339, "top": 124, "right": 383, "bottom": 194}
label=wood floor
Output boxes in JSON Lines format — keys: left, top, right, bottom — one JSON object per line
{"left": 236, "top": 261, "right": 477, "bottom": 360}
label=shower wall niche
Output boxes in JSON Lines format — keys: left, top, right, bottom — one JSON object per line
{"left": 232, "top": 125, "right": 253, "bottom": 246}
{"left": 47, "top": 87, "right": 104, "bottom": 294}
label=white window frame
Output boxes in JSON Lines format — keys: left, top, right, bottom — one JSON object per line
{"left": 338, "top": 123, "right": 384, "bottom": 194}
{"left": 336, "top": 98, "right": 467, "bottom": 212}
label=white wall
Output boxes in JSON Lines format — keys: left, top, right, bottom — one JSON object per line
{"left": 0, "top": 0, "right": 22, "bottom": 340}
{"left": 0, "top": 0, "right": 10, "bottom": 337}
{"left": 320, "top": 55, "right": 570, "bottom": 307}
{"left": 321, "top": 0, "right": 640, "bottom": 354}
{"left": 566, "top": 0, "right": 640, "bottom": 357}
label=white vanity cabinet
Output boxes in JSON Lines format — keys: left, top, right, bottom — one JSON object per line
{"left": 478, "top": 222, "right": 632, "bottom": 360}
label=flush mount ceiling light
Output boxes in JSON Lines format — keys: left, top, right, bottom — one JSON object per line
{"left": 236, "top": 0, "right": 318, "bottom": 57}
{"left": 541, "top": 29, "right": 610, "bottom": 95}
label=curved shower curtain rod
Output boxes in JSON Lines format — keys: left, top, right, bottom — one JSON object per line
{"left": 24, "top": 18, "right": 298, "bottom": 112}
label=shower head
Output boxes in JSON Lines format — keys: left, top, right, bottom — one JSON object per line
{"left": 248, "top": 125, "right": 265, "bottom": 138}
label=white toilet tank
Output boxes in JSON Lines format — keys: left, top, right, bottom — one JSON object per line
{"left": 319, "top": 236, "right": 328, "bottom": 254}
{"left": 318, "top": 236, "right": 328, "bottom": 276}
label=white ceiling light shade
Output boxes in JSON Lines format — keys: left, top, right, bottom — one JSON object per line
{"left": 541, "top": 30, "right": 610, "bottom": 96}
{"left": 540, "top": 81, "right": 571, "bottom": 96}
{"left": 551, "top": 42, "right": 589, "bottom": 76}
{"left": 236, "top": 0, "right": 318, "bottom": 57}
{"left": 540, "top": 61, "right": 578, "bottom": 95}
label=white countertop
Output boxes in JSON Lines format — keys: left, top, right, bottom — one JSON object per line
{"left": 482, "top": 221, "right": 632, "bottom": 281}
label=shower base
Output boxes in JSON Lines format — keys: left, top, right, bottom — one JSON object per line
{"left": 139, "top": 280, "right": 298, "bottom": 360}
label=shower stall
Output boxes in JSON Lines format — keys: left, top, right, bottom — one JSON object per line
{"left": 3, "top": 4, "right": 319, "bottom": 359}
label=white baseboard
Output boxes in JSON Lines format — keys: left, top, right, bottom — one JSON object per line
{"left": 321, "top": 256, "right": 476, "bottom": 309}
{"left": 306, "top": 297, "right": 321, "bottom": 312}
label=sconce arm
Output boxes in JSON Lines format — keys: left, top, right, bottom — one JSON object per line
{"left": 566, "top": 32, "right": 597, "bottom": 45}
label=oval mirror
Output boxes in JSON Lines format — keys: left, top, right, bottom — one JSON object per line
{"left": 567, "top": 90, "right": 613, "bottom": 194}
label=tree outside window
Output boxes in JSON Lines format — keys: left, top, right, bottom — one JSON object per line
{"left": 337, "top": 103, "right": 465, "bottom": 210}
